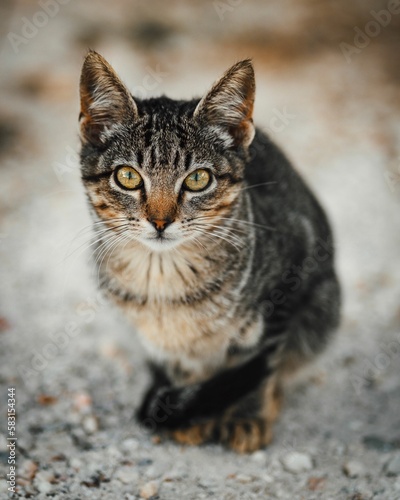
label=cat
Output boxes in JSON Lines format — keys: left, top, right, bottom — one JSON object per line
{"left": 79, "top": 50, "right": 341, "bottom": 453}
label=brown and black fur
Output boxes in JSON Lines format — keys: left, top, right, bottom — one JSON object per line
{"left": 79, "top": 51, "right": 340, "bottom": 453}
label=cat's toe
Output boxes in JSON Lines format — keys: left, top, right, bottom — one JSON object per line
{"left": 170, "top": 421, "right": 215, "bottom": 446}
{"left": 222, "top": 419, "right": 272, "bottom": 453}
{"left": 168, "top": 418, "right": 272, "bottom": 453}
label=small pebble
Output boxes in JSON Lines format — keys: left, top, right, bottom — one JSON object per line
{"left": 73, "top": 391, "right": 92, "bottom": 413}
{"left": 114, "top": 466, "right": 139, "bottom": 484}
{"left": 281, "top": 452, "right": 313, "bottom": 473}
{"left": 251, "top": 450, "right": 268, "bottom": 464}
{"left": 145, "top": 463, "right": 167, "bottom": 479}
{"left": 69, "top": 457, "right": 83, "bottom": 469}
{"left": 33, "top": 470, "right": 54, "bottom": 494}
{"left": 82, "top": 415, "right": 98, "bottom": 434}
{"left": 385, "top": 453, "right": 400, "bottom": 476}
{"left": 261, "top": 473, "right": 274, "bottom": 483}
{"left": 121, "top": 438, "right": 140, "bottom": 452}
{"left": 140, "top": 480, "right": 159, "bottom": 499}
{"left": 307, "top": 476, "right": 326, "bottom": 491}
{"left": 163, "top": 463, "right": 187, "bottom": 481}
{"left": 343, "top": 460, "right": 365, "bottom": 478}
{"left": 236, "top": 473, "right": 253, "bottom": 483}
{"left": 19, "top": 459, "right": 38, "bottom": 481}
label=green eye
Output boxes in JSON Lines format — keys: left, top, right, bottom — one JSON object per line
{"left": 115, "top": 166, "right": 143, "bottom": 190}
{"left": 183, "top": 169, "right": 211, "bottom": 192}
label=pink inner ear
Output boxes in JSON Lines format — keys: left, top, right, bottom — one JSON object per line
{"left": 229, "top": 119, "right": 255, "bottom": 149}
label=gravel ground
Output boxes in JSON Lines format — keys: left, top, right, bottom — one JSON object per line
{"left": 1, "top": 1, "right": 400, "bottom": 498}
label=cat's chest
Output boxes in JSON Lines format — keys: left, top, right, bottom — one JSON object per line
{"left": 109, "top": 248, "right": 231, "bottom": 351}
{"left": 105, "top": 245, "right": 264, "bottom": 381}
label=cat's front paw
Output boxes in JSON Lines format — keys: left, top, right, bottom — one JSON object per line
{"left": 170, "top": 418, "right": 273, "bottom": 453}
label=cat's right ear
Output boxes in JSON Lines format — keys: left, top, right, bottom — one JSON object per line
{"left": 79, "top": 50, "right": 138, "bottom": 146}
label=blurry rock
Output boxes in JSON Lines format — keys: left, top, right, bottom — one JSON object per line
{"left": 33, "top": 470, "right": 55, "bottom": 494}
{"left": 251, "top": 450, "right": 268, "bottom": 463}
{"left": 121, "top": 437, "right": 140, "bottom": 452}
{"left": 140, "top": 480, "right": 159, "bottom": 499}
{"left": 81, "top": 471, "right": 109, "bottom": 488}
{"left": 70, "top": 428, "right": 92, "bottom": 450}
{"left": 385, "top": 453, "right": 400, "bottom": 476}
{"left": 343, "top": 460, "right": 365, "bottom": 478}
{"left": 261, "top": 473, "right": 274, "bottom": 483}
{"left": 73, "top": 391, "right": 92, "bottom": 413}
{"left": 236, "top": 473, "right": 253, "bottom": 483}
{"left": 18, "top": 459, "right": 38, "bottom": 481}
{"left": 115, "top": 466, "right": 139, "bottom": 484}
{"left": 69, "top": 457, "right": 83, "bottom": 470}
{"left": 145, "top": 462, "right": 167, "bottom": 479}
{"left": 363, "top": 435, "right": 400, "bottom": 452}
{"left": 37, "top": 394, "right": 57, "bottom": 406}
{"left": 82, "top": 415, "right": 98, "bottom": 434}
{"left": 307, "top": 476, "right": 326, "bottom": 491}
{"left": 281, "top": 452, "right": 313, "bottom": 473}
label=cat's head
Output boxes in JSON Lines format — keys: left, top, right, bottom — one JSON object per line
{"left": 79, "top": 50, "right": 255, "bottom": 252}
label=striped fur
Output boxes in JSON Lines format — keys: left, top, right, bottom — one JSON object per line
{"left": 79, "top": 51, "right": 341, "bottom": 452}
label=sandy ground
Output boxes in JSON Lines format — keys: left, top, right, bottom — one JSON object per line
{"left": 1, "top": 0, "right": 400, "bottom": 498}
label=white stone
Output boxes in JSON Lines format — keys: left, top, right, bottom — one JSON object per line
{"left": 236, "top": 473, "right": 253, "bottom": 483}
{"left": 34, "top": 471, "right": 54, "bottom": 494}
{"left": 261, "top": 473, "right": 274, "bottom": 483}
{"left": 281, "top": 452, "right": 313, "bottom": 473}
{"left": 145, "top": 463, "right": 169, "bottom": 479}
{"left": 82, "top": 415, "right": 98, "bottom": 434}
{"left": 386, "top": 454, "right": 400, "bottom": 476}
{"left": 69, "top": 457, "right": 83, "bottom": 469}
{"left": 343, "top": 460, "right": 365, "bottom": 478}
{"left": 251, "top": 450, "right": 268, "bottom": 464}
{"left": 140, "top": 480, "right": 159, "bottom": 499}
{"left": 115, "top": 466, "right": 139, "bottom": 484}
{"left": 121, "top": 438, "right": 140, "bottom": 452}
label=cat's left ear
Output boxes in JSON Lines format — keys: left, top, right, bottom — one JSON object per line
{"left": 194, "top": 59, "right": 255, "bottom": 149}
{"left": 79, "top": 50, "right": 138, "bottom": 145}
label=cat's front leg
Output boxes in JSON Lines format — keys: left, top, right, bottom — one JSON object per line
{"left": 170, "top": 375, "right": 283, "bottom": 453}
{"left": 136, "top": 343, "right": 282, "bottom": 452}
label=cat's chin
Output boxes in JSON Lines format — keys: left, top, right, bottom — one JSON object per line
{"left": 140, "top": 236, "right": 182, "bottom": 253}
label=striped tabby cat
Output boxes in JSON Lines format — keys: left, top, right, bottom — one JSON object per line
{"left": 79, "top": 51, "right": 340, "bottom": 453}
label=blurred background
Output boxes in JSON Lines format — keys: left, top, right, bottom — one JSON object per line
{"left": 1, "top": 0, "right": 400, "bottom": 498}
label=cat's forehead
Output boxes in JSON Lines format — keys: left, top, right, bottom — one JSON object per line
{"left": 115, "top": 97, "right": 209, "bottom": 174}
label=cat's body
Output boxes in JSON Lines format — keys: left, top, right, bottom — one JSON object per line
{"left": 79, "top": 51, "right": 340, "bottom": 452}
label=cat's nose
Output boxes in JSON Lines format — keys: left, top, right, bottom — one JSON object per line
{"left": 149, "top": 218, "right": 172, "bottom": 233}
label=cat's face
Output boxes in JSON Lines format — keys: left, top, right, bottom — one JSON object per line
{"left": 79, "top": 52, "right": 255, "bottom": 252}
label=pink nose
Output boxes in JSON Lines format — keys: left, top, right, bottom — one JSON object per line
{"left": 149, "top": 218, "right": 171, "bottom": 232}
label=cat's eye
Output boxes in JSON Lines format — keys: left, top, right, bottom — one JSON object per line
{"left": 115, "top": 166, "right": 143, "bottom": 190}
{"left": 183, "top": 169, "right": 211, "bottom": 192}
